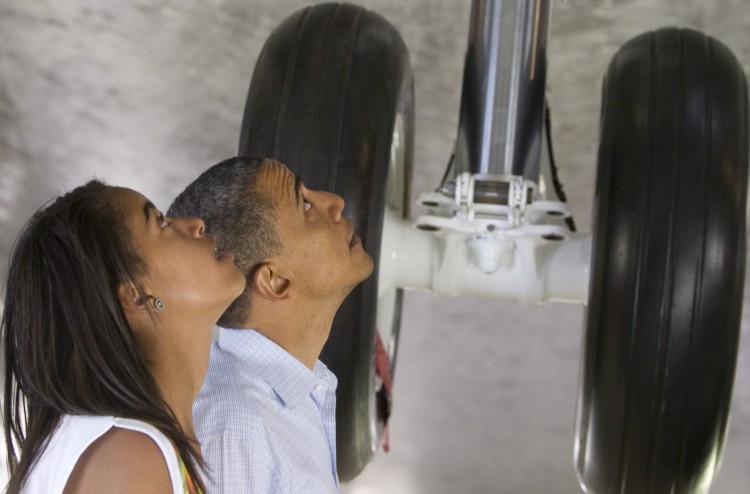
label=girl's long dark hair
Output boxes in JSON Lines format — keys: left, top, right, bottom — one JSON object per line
{"left": 2, "top": 180, "right": 205, "bottom": 492}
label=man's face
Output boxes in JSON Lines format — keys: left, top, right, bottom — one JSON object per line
{"left": 258, "top": 159, "right": 374, "bottom": 300}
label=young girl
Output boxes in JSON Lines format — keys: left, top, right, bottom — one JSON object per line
{"left": 2, "top": 180, "right": 246, "bottom": 493}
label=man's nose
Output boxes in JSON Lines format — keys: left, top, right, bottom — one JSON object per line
{"left": 316, "top": 191, "right": 345, "bottom": 222}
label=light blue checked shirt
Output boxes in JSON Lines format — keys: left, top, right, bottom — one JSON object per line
{"left": 194, "top": 328, "right": 341, "bottom": 493}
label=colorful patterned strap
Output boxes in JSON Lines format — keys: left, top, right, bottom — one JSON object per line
{"left": 176, "top": 451, "right": 203, "bottom": 494}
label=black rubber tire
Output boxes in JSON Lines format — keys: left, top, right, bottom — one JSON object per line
{"left": 238, "top": 3, "right": 414, "bottom": 481}
{"left": 577, "top": 28, "right": 749, "bottom": 493}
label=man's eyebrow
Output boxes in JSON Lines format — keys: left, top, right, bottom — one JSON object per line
{"left": 294, "top": 174, "right": 302, "bottom": 206}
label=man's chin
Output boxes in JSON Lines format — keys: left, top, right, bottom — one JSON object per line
{"left": 362, "top": 255, "right": 375, "bottom": 280}
{"left": 341, "top": 260, "right": 375, "bottom": 295}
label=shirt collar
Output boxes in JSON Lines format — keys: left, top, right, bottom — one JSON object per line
{"left": 216, "top": 327, "right": 337, "bottom": 407}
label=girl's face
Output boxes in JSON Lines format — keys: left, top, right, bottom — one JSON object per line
{"left": 114, "top": 187, "right": 246, "bottom": 321}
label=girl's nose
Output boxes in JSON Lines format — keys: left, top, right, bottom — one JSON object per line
{"left": 180, "top": 216, "right": 205, "bottom": 238}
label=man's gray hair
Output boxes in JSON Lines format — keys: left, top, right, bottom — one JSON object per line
{"left": 168, "top": 156, "right": 281, "bottom": 328}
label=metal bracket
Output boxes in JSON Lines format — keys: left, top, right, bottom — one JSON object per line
{"left": 413, "top": 173, "right": 574, "bottom": 274}
{"left": 417, "top": 173, "right": 571, "bottom": 233}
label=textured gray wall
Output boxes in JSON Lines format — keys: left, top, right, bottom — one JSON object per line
{"left": 1, "top": 1, "right": 748, "bottom": 492}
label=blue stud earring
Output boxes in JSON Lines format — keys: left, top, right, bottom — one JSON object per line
{"left": 153, "top": 298, "right": 164, "bottom": 311}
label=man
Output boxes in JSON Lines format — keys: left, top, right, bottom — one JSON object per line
{"left": 168, "top": 156, "right": 374, "bottom": 493}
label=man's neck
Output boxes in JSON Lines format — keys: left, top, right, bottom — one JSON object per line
{"left": 243, "top": 297, "right": 341, "bottom": 369}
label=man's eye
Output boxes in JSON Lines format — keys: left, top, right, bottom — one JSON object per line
{"left": 303, "top": 199, "right": 312, "bottom": 212}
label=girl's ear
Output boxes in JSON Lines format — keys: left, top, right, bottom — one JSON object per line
{"left": 252, "top": 263, "right": 292, "bottom": 301}
{"left": 117, "top": 281, "right": 151, "bottom": 314}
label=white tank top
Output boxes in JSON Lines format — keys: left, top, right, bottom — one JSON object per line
{"left": 21, "top": 415, "right": 184, "bottom": 493}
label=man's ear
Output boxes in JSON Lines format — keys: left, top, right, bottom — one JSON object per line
{"left": 252, "top": 263, "right": 292, "bottom": 301}
{"left": 117, "top": 281, "right": 151, "bottom": 314}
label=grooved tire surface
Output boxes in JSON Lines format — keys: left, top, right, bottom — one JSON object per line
{"left": 238, "top": 3, "right": 413, "bottom": 481}
{"left": 577, "top": 28, "right": 749, "bottom": 493}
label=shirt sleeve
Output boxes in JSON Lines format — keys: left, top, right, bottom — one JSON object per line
{"left": 200, "top": 430, "right": 277, "bottom": 494}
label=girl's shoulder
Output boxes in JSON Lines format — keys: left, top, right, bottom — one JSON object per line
{"left": 23, "top": 415, "right": 186, "bottom": 494}
{"left": 63, "top": 424, "right": 175, "bottom": 493}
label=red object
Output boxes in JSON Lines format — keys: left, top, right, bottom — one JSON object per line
{"left": 375, "top": 331, "right": 393, "bottom": 452}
